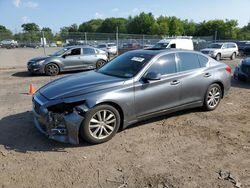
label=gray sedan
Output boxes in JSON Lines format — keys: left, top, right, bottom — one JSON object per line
{"left": 27, "top": 46, "right": 108, "bottom": 76}
{"left": 32, "top": 49, "right": 231, "bottom": 144}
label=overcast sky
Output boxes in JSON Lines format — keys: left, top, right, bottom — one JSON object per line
{"left": 0, "top": 0, "right": 250, "bottom": 32}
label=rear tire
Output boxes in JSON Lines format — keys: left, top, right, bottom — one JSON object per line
{"left": 45, "top": 63, "right": 60, "bottom": 76}
{"left": 80, "top": 104, "right": 121, "bottom": 144}
{"left": 215, "top": 53, "right": 221, "bottom": 61}
{"left": 96, "top": 60, "right": 106, "bottom": 69}
{"left": 203, "top": 84, "right": 222, "bottom": 111}
{"left": 231, "top": 52, "right": 236, "bottom": 60}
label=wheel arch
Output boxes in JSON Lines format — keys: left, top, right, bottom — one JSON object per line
{"left": 94, "top": 101, "right": 124, "bottom": 130}
{"left": 212, "top": 81, "right": 224, "bottom": 98}
{"left": 44, "top": 62, "right": 61, "bottom": 72}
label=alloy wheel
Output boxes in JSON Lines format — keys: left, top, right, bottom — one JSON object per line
{"left": 89, "top": 110, "right": 117, "bottom": 139}
{"left": 207, "top": 87, "right": 221, "bottom": 108}
{"left": 46, "top": 64, "right": 59, "bottom": 76}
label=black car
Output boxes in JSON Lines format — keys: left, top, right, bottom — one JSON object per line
{"left": 237, "top": 41, "right": 250, "bottom": 56}
{"left": 234, "top": 57, "right": 250, "bottom": 81}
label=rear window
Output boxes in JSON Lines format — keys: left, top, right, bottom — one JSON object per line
{"left": 97, "top": 44, "right": 106, "bottom": 48}
{"left": 153, "top": 43, "right": 169, "bottom": 49}
{"left": 83, "top": 48, "right": 95, "bottom": 55}
{"left": 177, "top": 52, "right": 201, "bottom": 71}
{"left": 108, "top": 44, "right": 116, "bottom": 47}
{"left": 228, "top": 43, "right": 236, "bottom": 48}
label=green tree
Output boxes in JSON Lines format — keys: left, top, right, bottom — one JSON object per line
{"left": 183, "top": 20, "right": 196, "bottom": 36}
{"left": 79, "top": 19, "right": 103, "bottom": 32}
{"left": 41, "top": 27, "right": 54, "bottom": 42}
{"left": 169, "top": 16, "right": 184, "bottom": 36}
{"left": 98, "top": 18, "right": 127, "bottom": 33}
{"left": 156, "top": 16, "right": 170, "bottom": 35}
{"left": 195, "top": 19, "right": 239, "bottom": 39}
{"left": 21, "top": 23, "right": 40, "bottom": 32}
{"left": 0, "top": 25, "right": 13, "bottom": 40}
{"left": 127, "top": 12, "right": 155, "bottom": 34}
{"left": 59, "top": 24, "right": 79, "bottom": 40}
{"left": 21, "top": 23, "right": 40, "bottom": 42}
{"left": 238, "top": 21, "right": 250, "bottom": 39}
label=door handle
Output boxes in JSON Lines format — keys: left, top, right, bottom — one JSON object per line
{"left": 204, "top": 73, "right": 211, "bottom": 77}
{"left": 170, "top": 80, "right": 180, "bottom": 85}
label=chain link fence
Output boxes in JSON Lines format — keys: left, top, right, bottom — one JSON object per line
{"left": 0, "top": 31, "right": 214, "bottom": 53}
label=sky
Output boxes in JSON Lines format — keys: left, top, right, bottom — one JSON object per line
{"left": 0, "top": 0, "right": 250, "bottom": 33}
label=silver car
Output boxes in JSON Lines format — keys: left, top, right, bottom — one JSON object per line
{"left": 201, "top": 42, "right": 238, "bottom": 61}
{"left": 32, "top": 49, "right": 231, "bottom": 144}
{"left": 27, "top": 46, "right": 108, "bottom": 76}
{"left": 97, "top": 43, "right": 118, "bottom": 56}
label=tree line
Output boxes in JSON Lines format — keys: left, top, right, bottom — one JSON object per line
{"left": 1, "top": 12, "right": 250, "bottom": 42}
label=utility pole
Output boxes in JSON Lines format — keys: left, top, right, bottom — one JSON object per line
{"left": 85, "top": 32, "right": 87, "bottom": 45}
{"left": 142, "top": 34, "right": 145, "bottom": 49}
{"left": 42, "top": 31, "right": 46, "bottom": 56}
{"left": 116, "top": 26, "right": 119, "bottom": 55}
{"left": 214, "top": 30, "right": 218, "bottom": 42}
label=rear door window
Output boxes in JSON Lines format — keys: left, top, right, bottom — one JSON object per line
{"left": 147, "top": 53, "right": 177, "bottom": 75}
{"left": 83, "top": 48, "right": 95, "bottom": 55}
{"left": 198, "top": 54, "right": 209, "bottom": 67}
{"left": 177, "top": 52, "right": 201, "bottom": 71}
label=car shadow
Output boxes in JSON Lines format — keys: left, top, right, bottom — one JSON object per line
{"left": 0, "top": 111, "right": 90, "bottom": 153}
{"left": 1, "top": 107, "right": 203, "bottom": 153}
{"left": 12, "top": 69, "right": 92, "bottom": 78}
{"left": 12, "top": 71, "right": 41, "bottom": 78}
{"left": 126, "top": 108, "right": 202, "bottom": 130}
{"left": 231, "top": 77, "right": 250, "bottom": 89}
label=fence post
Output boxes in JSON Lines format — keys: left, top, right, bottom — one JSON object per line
{"left": 142, "top": 34, "right": 145, "bottom": 49}
{"left": 42, "top": 31, "right": 46, "bottom": 56}
{"left": 214, "top": 30, "right": 217, "bottom": 42}
{"left": 85, "top": 32, "right": 87, "bottom": 45}
{"left": 116, "top": 26, "right": 119, "bottom": 55}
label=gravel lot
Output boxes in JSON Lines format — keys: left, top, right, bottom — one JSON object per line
{"left": 0, "top": 51, "right": 250, "bottom": 187}
{"left": 0, "top": 48, "right": 59, "bottom": 69}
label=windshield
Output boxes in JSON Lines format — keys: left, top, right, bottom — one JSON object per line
{"left": 152, "top": 43, "right": 169, "bottom": 49}
{"left": 97, "top": 52, "right": 154, "bottom": 78}
{"left": 51, "top": 47, "right": 71, "bottom": 56}
{"left": 208, "top": 43, "right": 222, "bottom": 49}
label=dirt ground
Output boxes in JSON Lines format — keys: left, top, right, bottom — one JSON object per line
{"left": 0, "top": 48, "right": 59, "bottom": 69}
{"left": 0, "top": 57, "right": 250, "bottom": 188}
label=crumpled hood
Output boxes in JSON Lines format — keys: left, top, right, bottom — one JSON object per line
{"left": 39, "top": 71, "right": 125, "bottom": 100}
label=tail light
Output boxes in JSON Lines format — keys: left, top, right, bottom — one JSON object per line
{"left": 225, "top": 66, "right": 232, "bottom": 74}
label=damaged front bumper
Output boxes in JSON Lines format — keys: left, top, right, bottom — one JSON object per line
{"left": 32, "top": 93, "right": 86, "bottom": 144}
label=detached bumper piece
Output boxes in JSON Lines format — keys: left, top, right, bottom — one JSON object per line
{"left": 33, "top": 107, "right": 84, "bottom": 145}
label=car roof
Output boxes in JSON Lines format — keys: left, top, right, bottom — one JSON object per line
{"left": 212, "top": 42, "right": 236, "bottom": 45}
{"left": 128, "top": 49, "right": 198, "bottom": 56}
{"left": 66, "top": 45, "right": 94, "bottom": 49}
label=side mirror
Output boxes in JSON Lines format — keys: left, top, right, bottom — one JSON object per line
{"left": 143, "top": 72, "right": 161, "bottom": 81}
{"left": 62, "top": 52, "right": 70, "bottom": 58}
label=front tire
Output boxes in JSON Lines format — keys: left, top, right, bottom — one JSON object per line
{"left": 215, "top": 53, "right": 221, "bottom": 61}
{"left": 80, "top": 105, "right": 121, "bottom": 144}
{"left": 231, "top": 52, "right": 236, "bottom": 60}
{"left": 203, "top": 84, "right": 222, "bottom": 111}
{"left": 45, "top": 63, "right": 60, "bottom": 76}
